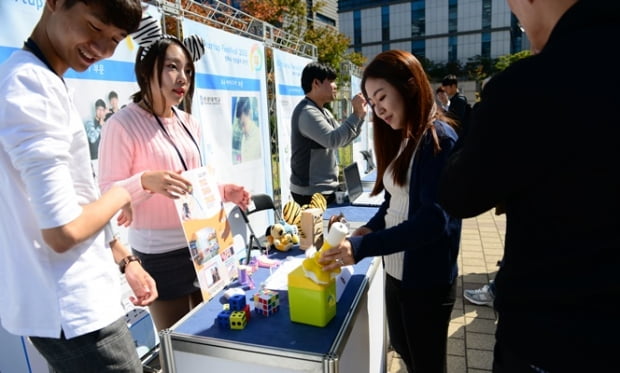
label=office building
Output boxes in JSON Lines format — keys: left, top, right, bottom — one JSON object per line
{"left": 338, "top": 0, "right": 528, "bottom": 65}
{"left": 309, "top": 0, "right": 339, "bottom": 27}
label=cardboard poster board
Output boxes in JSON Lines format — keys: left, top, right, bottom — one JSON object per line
{"left": 173, "top": 166, "right": 243, "bottom": 301}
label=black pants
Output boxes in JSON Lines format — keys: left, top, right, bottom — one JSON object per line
{"left": 492, "top": 341, "right": 550, "bottom": 373}
{"left": 291, "top": 191, "right": 335, "bottom": 206}
{"left": 385, "top": 274, "right": 456, "bottom": 373}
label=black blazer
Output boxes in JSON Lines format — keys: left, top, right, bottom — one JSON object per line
{"left": 438, "top": 0, "right": 620, "bottom": 368}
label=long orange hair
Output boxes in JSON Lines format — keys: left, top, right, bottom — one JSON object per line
{"left": 361, "top": 50, "right": 456, "bottom": 194}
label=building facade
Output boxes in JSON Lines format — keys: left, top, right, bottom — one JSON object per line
{"left": 309, "top": 0, "right": 339, "bottom": 28}
{"left": 338, "top": 0, "right": 528, "bottom": 65}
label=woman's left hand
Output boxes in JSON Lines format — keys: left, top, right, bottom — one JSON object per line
{"left": 222, "top": 184, "right": 251, "bottom": 210}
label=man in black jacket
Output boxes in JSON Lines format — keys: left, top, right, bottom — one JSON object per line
{"left": 441, "top": 74, "right": 470, "bottom": 137}
{"left": 438, "top": 0, "right": 620, "bottom": 371}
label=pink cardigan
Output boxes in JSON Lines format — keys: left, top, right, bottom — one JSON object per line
{"left": 98, "top": 103, "right": 202, "bottom": 230}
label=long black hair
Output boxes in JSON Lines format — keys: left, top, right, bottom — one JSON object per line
{"left": 131, "top": 37, "right": 197, "bottom": 114}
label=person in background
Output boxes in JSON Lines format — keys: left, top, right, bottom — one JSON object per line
{"left": 289, "top": 61, "right": 367, "bottom": 206}
{"left": 98, "top": 19, "right": 250, "bottom": 331}
{"left": 105, "top": 90, "right": 120, "bottom": 121}
{"left": 84, "top": 98, "right": 106, "bottom": 160}
{"left": 435, "top": 86, "right": 450, "bottom": 114}
{"left": 438, "top": 0, "right": 620, "bottom": 371}
{"left": 0, "top": 1, "right": 156, "bottom": 372}
{"left": 320, "top": 50, "right": 461, "bottom": 373}
{"left": 463, "top": 259, "right": 502, "bottom": 307}
{"left": 441, "top": 74, "right": 469, "bottom": 136}
{"left": 462, "top": 74, "right": 500, "bottom": 308}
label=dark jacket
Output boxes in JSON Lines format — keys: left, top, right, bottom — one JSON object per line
{"left": 448, "top": 91, "right": 469, "bottom": 130}
{"left": 350, "top": 120, "right": 461, "bottom": 289}
{"left": 438, "top": 0, "right": 620, "bottom": 369}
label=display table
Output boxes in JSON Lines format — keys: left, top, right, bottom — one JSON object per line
{"left": 324, "top": 205, "right": 378, "bottom": 225}
{"left": 159, "top": 246, "right": 385, "bottom": 373}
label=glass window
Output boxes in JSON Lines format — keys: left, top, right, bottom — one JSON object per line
{"left": 354, "top": 10, "right": 361, "bottom": 46}
{"left": 382, "top": 6, "right": 390, "bottom": 41}
{"left": 412, "top": 39, "right": 425, "bottom": 58}
{"left": 448, "top": 3, "right": 457, "bottom": 33}
{"left": 482, "top": 0, "right": 492, "bottom": 30}
{"left": 481, "top": 32, "right": 491, "bottom": 58}
{"left": 449, "top": 36, "right": 457, "bottom": 62}
{"left": 411, "top": 0, "right": 425, "bottom": 37}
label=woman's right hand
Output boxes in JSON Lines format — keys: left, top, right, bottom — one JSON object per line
{"left": 351, "top": 226, "right": 372, "bottom": 237}
{"left": 141, "top": 170, "right": 192, "bottom": 199}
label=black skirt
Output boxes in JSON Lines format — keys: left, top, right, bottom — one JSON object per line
{"left": 132, "top": 247, "right": 200, "bottom": 300}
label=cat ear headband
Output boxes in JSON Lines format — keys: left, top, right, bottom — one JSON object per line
{"left": 131, "top": 14, "right": 205, "bottom": 62}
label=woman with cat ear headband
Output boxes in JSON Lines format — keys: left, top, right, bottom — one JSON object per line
{"left": 98, "top": 14, "right": 251, "bottom": 331}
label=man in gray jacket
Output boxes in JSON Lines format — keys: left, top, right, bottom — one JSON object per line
{"left": 290, "top": 62, "right": 367, "bottom": 205}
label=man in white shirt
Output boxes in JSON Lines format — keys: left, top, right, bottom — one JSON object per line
{"left": 0, "top": 1, "right": 156, "bottom": 371}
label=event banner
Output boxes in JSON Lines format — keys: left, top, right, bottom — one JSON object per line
{"left": 272, "top": 49, "right": 313, "bottom": 205}
{"left": 182, "top": 18, "right": 272, "bottom": 199}
{"left": 350, "top": 74, "right": 373, "bottom": 173}
{"left": 0, "top": 1, "right": 42, "bottom": 61}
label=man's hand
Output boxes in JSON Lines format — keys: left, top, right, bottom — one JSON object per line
{"left": 124, "top": 261, "right": 158, "bottom": 306}
{"left": 351, "top": 92, "right": 368, "bottom": 120}
{"left": 110, "top": 239, "right": 157, "bottom": 306}
{"left": 117, "top": 205, "right": 133, "bottom": 227}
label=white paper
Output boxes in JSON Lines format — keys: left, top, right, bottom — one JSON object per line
{"left": 263, "top": 257, "right": 354, "bottom": 301}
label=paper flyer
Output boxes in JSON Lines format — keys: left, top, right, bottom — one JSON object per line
{"left": 173, "top": 166, "right": 241, "bottom": 301}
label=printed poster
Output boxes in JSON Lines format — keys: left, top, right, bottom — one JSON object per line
{"left": 173, "top": 166, "right": 242, "bottom": 301}
{"left": 272, "top": 49, "right": 314, "bottom": 204}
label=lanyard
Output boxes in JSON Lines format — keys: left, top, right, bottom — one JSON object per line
{"left": 152, "top": 107, "right": 202, "bottom": 171}
{"left": 23, "top": 37, "right": 64, "bottom": 83}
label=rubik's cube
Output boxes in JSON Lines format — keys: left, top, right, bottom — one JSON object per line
{"left": 253, "top": 289, "right": 279, "bottom": 316}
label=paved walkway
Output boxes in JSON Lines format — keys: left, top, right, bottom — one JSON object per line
{"left": 388, "top": 210, "right": 506, "bottom": 373}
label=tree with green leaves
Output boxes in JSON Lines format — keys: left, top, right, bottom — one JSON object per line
{"left": 495, "top": 50, "right": 531, "bottom": 71}
{"left": 240, "top": 0, "right": 364, "bottom": 72}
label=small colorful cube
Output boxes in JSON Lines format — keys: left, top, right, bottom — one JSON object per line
{"left": 229, "top": 310, "right": 247, "bottom": 330}
{"left": 229, "top": 294, "right": 246, "bottom": 311}
{"left": 253, "top": 289, "right": 280, "bottom": 316}
{"left": 216, "top": 310, "right": 231, "bottom": 328}
{"left": 243, "top": 304, "right": 251, "bottom": 321}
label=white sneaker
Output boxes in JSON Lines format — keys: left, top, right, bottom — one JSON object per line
{"left": 464, "top": 281, "right": 495, "bottom": 306}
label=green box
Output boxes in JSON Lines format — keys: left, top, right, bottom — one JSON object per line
{"left": 288, "top": 265, "right": 336, "bottom": 327}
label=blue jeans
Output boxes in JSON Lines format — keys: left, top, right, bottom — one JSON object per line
{"left": 30, "top": 316, "right": 142, "bottom": 373}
